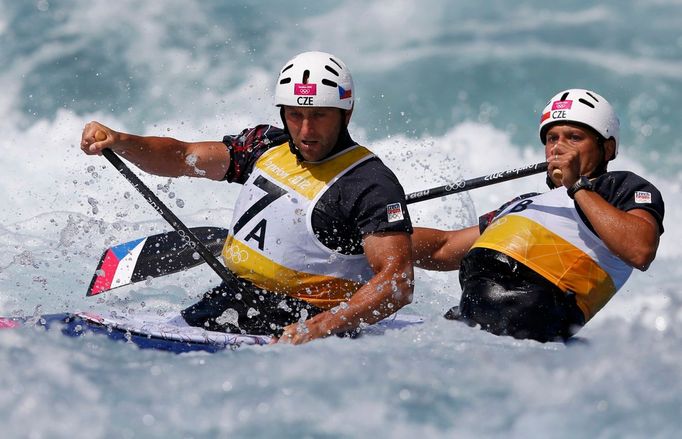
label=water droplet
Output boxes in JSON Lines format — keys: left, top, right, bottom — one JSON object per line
{"left": 655, "top": 316, "right": 667, "bottom": 331}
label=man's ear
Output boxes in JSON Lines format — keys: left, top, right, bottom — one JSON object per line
{"left": 604, "top": 138, "right": 616, "bottom": 162}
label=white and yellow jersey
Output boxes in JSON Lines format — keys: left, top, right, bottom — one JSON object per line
{"left": 471, "top": 187, "right": 633, "bottom": 321}
{"left": 222, "top": 142, "right": 376, "bottom": 310}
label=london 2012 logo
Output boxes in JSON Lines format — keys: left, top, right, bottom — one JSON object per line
{"left": 551, "top": 100, "right": 573, "bottom": 110}
{"left": 294, "top": 84, "right": 317, "bottom": 95}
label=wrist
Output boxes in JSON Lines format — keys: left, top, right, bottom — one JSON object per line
{"left": 567, "top": 176, "right": 594, "bottom": 199}
{"left": 306, "top": 311, "right": 339, "bottom": 338}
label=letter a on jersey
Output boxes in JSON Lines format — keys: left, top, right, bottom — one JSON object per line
{"left": 245, "top": 218, "right": 267, "bottom": 250}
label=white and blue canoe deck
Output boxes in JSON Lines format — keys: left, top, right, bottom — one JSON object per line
{"left": 1, "top": 311, "right": 423, "bottom": 353}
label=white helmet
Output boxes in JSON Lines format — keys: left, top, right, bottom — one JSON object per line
{"left": 539, "top": 88, "right": 620, "bottom": 157}
{"left": 275, "top": 51, "right": 354, "bottom": 110}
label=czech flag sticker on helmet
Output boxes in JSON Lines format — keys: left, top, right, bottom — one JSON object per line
{"left": 339, "top": 86, "right": 352, "bottom": 100}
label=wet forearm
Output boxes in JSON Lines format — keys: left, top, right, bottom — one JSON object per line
{"left": 113, "top": 133, "right": 198, "bottom": 177}
{"left": 574, "top": 190, "right": 659, "bottom": 269}
{"left": 308, "top": 263, "right": 414, "bottom": 337}
{"left": 412, "top": 226, "right": 479, "bottom": 271}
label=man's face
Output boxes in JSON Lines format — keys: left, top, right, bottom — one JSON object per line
{"left": 283, "top": 106, "right": 347, "bottom": 161}
{"left": 544, "top": 123, "right": 614, "bottom": 184}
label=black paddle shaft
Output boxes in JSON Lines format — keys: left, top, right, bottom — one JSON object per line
{"left": 405, "top": 161, "right": 548, "bottom": 204}
{"left": 101, "top": 149, "right": 238, "bottom": 285}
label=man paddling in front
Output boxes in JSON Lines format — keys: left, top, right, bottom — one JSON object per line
{"left": 80, "top": 51, "right": 414, "bottom": 344}
{"left": 412, "top": 89, "right": 664, "bottom": 342}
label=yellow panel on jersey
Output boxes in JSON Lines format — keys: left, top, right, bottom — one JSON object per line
{"left": 472, "top": 215, "right": 616, "bottom": 321}
{"left": 258, "top": 143, "right": 374, "bottom": 200}
{"left": 223, "top": 237, "right": 365, "bottom": 310}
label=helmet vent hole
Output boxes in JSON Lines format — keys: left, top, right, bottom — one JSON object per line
{"left": 321, "top": 79, "right": 338, "bottom": 88}
{"left": 560, "top": 92, "right": 570, "bottom": 101}
{"left": 281, "top": 64, "right": 294, "bottom": 74}
{"left": 586, "top": 91, "right": 599, "bottom": 102}
{"left": 325, "top": 65, "right": 339, "bottom": 76}
{"left": 329, "top": 57, "right": 342, "bottom": 69}
{"left": 279, "top": 78, "right": 291, "bottom": 85}
{"left": 578, "top": 98, "right": 595, "bottom": 108}
{"left": 302, "top": 70, "right": 310, "bottom": 84}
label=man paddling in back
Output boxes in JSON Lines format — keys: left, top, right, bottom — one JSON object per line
{"left": 80, "top": 51, "right": 414, "bottom": 344}
{"left": 413, "top": 89, "right": 664, "bottom": 342}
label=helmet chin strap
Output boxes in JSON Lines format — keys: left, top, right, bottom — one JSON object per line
{"left": 591, "top": 136, "right": 610, "bottom": 178}
{"left": 280, "top": 107, "right": 306, "bottom": 162}
{"left": 545, "top": 173, "right": 558, "bottom": 190}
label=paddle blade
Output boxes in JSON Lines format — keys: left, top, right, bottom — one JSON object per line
{"left": 86, "top": 227, "right": 229, "bottom": 296}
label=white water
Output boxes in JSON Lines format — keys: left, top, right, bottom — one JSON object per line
{"left": 1, "top": 1, "right": 681, "bottom": 437}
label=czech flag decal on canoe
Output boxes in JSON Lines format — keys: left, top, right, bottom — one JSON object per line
{"left": 87, "top": 237, "right": 146, "bottom": 296}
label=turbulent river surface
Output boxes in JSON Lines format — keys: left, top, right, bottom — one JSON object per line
{"left": 1, "top": 1, "right": 681, "bottom": 437}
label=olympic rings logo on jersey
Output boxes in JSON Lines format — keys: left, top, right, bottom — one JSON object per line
{"left": 225, "top": 246, "right": 249, "bottom": 264}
